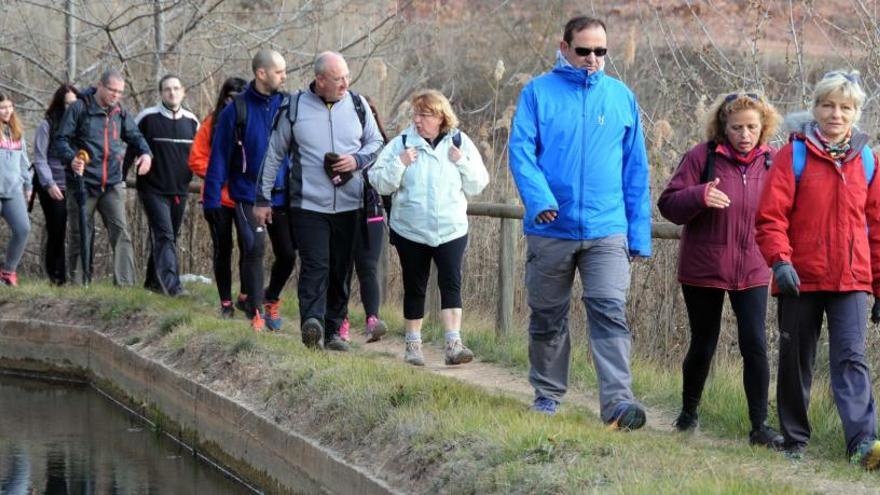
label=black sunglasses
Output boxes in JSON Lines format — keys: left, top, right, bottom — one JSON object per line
{"left": 724, "top": 93, "right": 760, "bottom": 104}
{"left": 572, "top": 46, "right": 607, "bottom": 57}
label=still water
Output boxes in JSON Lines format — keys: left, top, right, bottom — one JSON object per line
{"left": 0, "top": 373, "right": 256, "bottom": 494}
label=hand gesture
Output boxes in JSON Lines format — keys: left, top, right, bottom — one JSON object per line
{"left": 71, "top": 157, "right": 85, "bottom": 175}
{"left": 47, "top": 185, "right": 64, "bottom": 200}
{"left": 536, "top": 209, "right": 558, "bottom": 224}
{"left": 448, "top": 145, "right": 462, "bottom": 163}
{"left": 705, "top": 178, "right": 730, "bottom": 208}
{"left": 399, "top": 147, "right": 418, "bottom": 166}
{"left": 136, "top": 154, "right": 152, "bottom": 176}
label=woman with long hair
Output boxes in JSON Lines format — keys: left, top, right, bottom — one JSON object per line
{"left": 0, "top": 93, "right": 33, "bottom": 286}
{"left": 32, "top": 83, "right": 79, "bottom": 285}
{"left": 658, "top": 91, "right": 783, "bottom": 448}
{"left": 188, "top": 77, "right": 247, "bottom": 317}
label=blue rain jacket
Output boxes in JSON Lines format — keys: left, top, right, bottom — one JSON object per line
{"left": 508, "top": 54, "right": 652, "bottom": 256}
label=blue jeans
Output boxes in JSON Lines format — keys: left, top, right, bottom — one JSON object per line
{"left": 525, "top": 234, "right": 637, "bottom": 422}
{"left": 0, "top": 193, "right": 30, "bottom": 272}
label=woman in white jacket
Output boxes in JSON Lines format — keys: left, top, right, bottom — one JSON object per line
{"left": 370, "top": 89, "right": 489, "bottom": 366}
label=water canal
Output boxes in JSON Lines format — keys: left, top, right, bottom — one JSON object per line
{"left": 0, "top": 373, "right": 257, "bottom": 494}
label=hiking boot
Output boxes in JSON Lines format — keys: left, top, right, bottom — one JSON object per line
{"left": 301, "top": 318, "right": 323, "bottom": 349}
{"left": 783, "top": 444, "right": 806, "bottom": 462}
{"left": 338, "top": 318, "right": 351, "bottom": 342}
{"left": 404, "top": 341, "right": 425, "bottom": 366}
{"left": 673, "top": 410, "right": 698, "bottom": 432}
{"left": 749, "top": 424, "right": 784, "bottom": 450}
{"left": 444, "top": 339, "right": 474, "bottom": 365}
{"left": 325, "top": 336, "right": 350, "bottom": 352}
{"left": 250, "top": 312, "right": 265, "bottom": 333}
{"left": 364, "top": 315, "right": 387, "bottom": 343}
{"left": 531, "top": 396, "right": 559, "bottom": 416}
{"left": 263, "top": 299, "right": 282, "bottom": 332}
{"left": 220, "top": 300, "right": 235, "bottom": 319}
{"left": 606, "top": 402, "right": 647, "bottom": 431}
{"left": 0, "top": 271, "right": 18, "bottom": 287}
{"left": 234, "top": 294, "right": 248, "bottom": 314}
{"left": 851, "top": 438, "right": 880, "bottom": 470}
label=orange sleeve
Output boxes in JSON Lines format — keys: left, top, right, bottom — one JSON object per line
{"left": 188, "top": 115, "right": 213, "bottom": 178}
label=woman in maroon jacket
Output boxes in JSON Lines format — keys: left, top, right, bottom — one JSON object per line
{"left": 756, "top": 71, "right": 880, "bottom": 468}
{"left": 658, "top": 92, "right": 783, "bottom": 448}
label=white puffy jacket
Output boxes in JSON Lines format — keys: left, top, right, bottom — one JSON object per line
{"left": 370, "top": 124, "right": 489, "bottom": 246}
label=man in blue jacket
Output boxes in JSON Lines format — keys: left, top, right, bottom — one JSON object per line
{"left": 204, "top": 49, "right": 290, "bottom": 332}
{"left": 509, "top": 16, "right": 652, "bottom": 426}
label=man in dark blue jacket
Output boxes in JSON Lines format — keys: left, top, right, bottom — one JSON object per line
{"left": 509, "top": 16, "right": 651, "bottom": 425}
{"left": 203, "top": 49, "right": 289, "bottom": 332}
{"left": 55, "top": 68, "right": 152, "bottom": 286}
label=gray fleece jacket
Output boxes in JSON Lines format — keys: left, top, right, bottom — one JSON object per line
{"left": 257, "top": 88, "right": 384, "bottom": 213}
{"left": 0, "top": 129, "right": 31, "bottom": 199}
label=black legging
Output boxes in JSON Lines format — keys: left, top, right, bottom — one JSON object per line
{"left": 265, "top": 206, "right": 297, "bottom": 302}
{"left": 204, "top": 206, "right": 242, "bottom": 303}
{"left": 680, "top": 284, "right": 770, "bottom": 429}
{"left": 36, "top": 184, "right": 67, "bottom": 285}
{"left": 353, "top": 219, "right": 384, "bottom": 316}
{"left": 391, "top": 229, "right": 467, "bottom": 320}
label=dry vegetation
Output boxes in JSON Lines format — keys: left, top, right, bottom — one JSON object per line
{"left": 3, "top": 0, "right": 880, "bottom": 370}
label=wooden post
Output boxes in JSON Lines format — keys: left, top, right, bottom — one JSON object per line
{"left": 496, "top": 199, "right": 518, "bottom": 337}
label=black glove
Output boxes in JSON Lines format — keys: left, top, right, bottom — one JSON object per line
{"left": 772, "top": 261, "right": 800, "bottom": 297}
{"left": 872, "top": 299, "right": 880, "bottom": 324}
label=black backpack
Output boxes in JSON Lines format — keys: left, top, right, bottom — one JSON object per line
{"left": 400, "top": 131, "right": 462, "bottom": 149}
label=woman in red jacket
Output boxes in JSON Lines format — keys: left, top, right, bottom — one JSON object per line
{"left": 658, "top": 92, "right": 783, "bottom": 448}
{"left": 756, "top": 70, "right": 880, "bottom": 468}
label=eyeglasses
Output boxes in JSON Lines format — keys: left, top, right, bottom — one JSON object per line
{"left": 572, "top": 46, "right": 607, "bottom": 57}
{"left": 724, "top": 93, "right": 760, "bottom": 104}
{"left": 101, "top": 83, "right": 124, "bottom": 96}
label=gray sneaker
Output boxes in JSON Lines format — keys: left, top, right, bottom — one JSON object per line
{"left": 444, "top": 339, "right": 474, "bottom": 365}
{"left": 404, "top": 341, "right": 425, "bottom": 366}
{"left": 325, "top": 337, "right": 350, "bottom": 352}
{"left": 301, "top": 318, "right": 323, "bottom": 349}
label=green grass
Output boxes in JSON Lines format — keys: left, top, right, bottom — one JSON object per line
{"left": 0, "top": 281, "right": 870, "bottom": 493}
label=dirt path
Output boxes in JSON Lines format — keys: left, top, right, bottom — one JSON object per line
{"left": 342, "top": 331, "right": 879, "bottom": 495}
{"left": 355, "top": 332, "right": 680, "bottom": 430}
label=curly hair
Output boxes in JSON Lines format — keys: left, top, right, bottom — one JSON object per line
{"left": 703, "top": 92, "right": 781, "bottom": 146}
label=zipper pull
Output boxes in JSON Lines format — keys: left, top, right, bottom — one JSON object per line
{"left": 742, "top": 173, "right": 746, "bottom": 186}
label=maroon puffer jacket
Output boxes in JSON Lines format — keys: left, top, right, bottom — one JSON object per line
{"left": 658, "top": 141, "right": 774, "bottom": 290}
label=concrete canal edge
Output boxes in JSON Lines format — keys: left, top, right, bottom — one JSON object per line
{"left": 0, "top": 318, "right": 402, "bottom": 495}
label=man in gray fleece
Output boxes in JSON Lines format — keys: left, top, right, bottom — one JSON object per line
{"left": 255, "top": 51, "right": 383, "bottom": 351}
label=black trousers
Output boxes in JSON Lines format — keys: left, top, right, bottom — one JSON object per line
{"left": 232, "top": 203, "right": 265, "bottom": 317}
{"left": 140, "top": 191, "right": 186, "bottom": 295}
{"left": 353, "top": 219, "right": 385, "bottom": 316}
{"left": 680, "top": 284, "right": 770, "bottom": 429}
{"left": 391, "top": 230, "right": 467, "bottom": 320}
{"left": 204, "top": 206, "right": 241, "bottom": 303}
{"left": 36, "top": 184, "right": 67, "bottom": 285}
{"left": 265, "top": 207, "right": 298, "bottom": 303}
{"left": 291, "top": 208, "right": 357, "bottom": 339}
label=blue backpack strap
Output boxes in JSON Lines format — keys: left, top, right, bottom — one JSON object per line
{"left": 861, "top": 145, "right": 876, "bottom": 185}
{"left": 792, "top": 139, "right": 807, "bottom": 183}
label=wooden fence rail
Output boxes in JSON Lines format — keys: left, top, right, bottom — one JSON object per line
{"left": 126, "top": 179, "right": 682, "bottom": 337}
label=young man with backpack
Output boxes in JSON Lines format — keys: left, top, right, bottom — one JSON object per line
{"left": 255, "top": 51, "right": 384, "bottom": 351}
{"left": 54, "top": 68, "right": 152, "bottom": 286}
{"left": 129, "top": 74, "right": 199, "bottom": 297}
{"left": 204, "top": 49, "right": 290, "bottom": 332}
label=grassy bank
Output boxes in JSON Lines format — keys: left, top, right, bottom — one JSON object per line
{"left": 0, "top": 281, "right": 869, "bottom": 493}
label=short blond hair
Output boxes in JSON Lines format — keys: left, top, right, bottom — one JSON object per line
{"left": 703, "top": 91, "right": 781, "bottom": 146}
{"left": 812, "top": 70, "right": 866, "bottom": 124}
{"left": 410, "top": 89, "right": 459, "bottom": 134}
